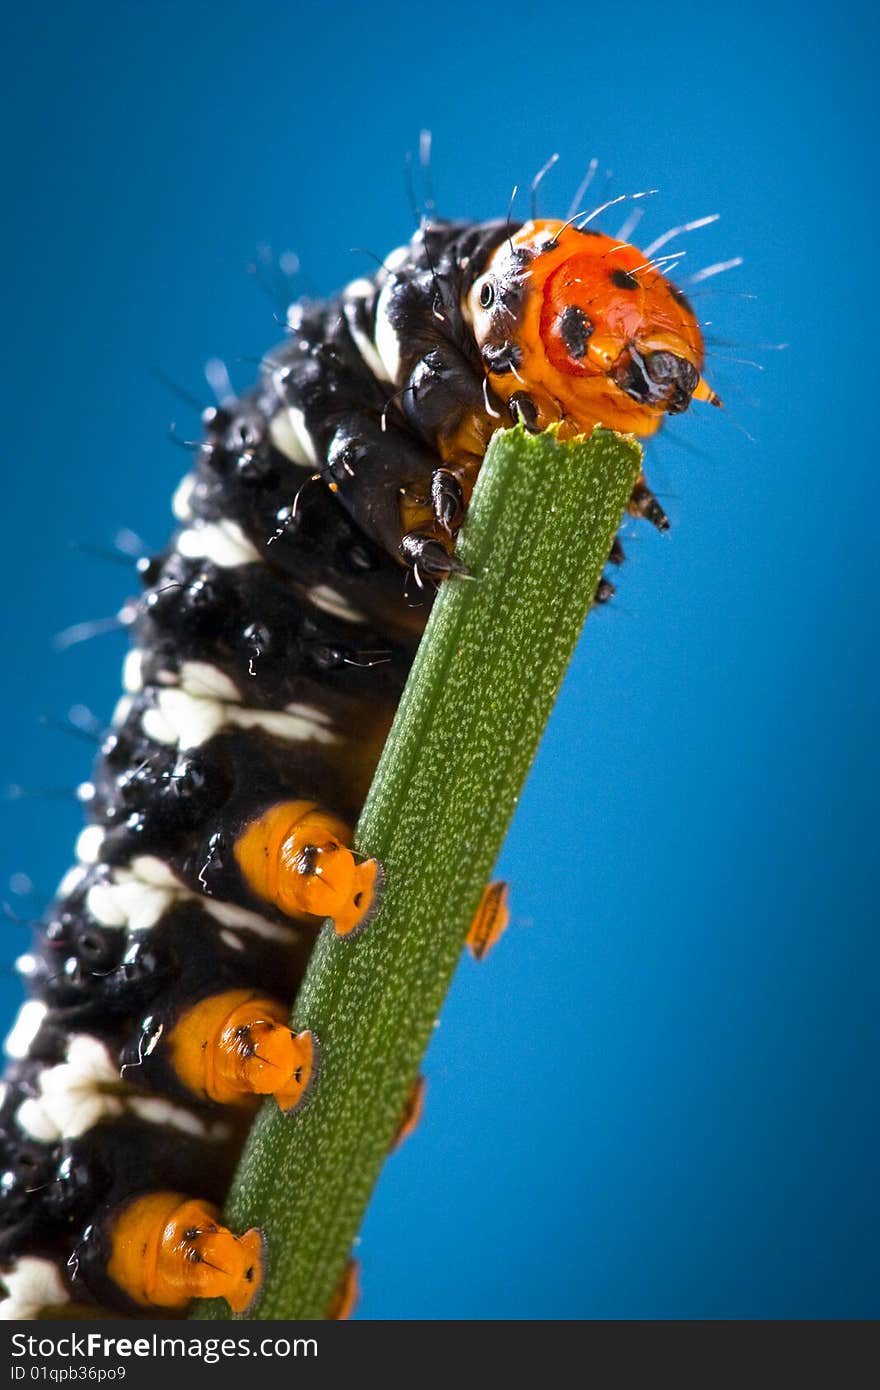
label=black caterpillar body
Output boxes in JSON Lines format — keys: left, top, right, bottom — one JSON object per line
{"left": 0, "top": 212, "right": 714, "bottom": 1318}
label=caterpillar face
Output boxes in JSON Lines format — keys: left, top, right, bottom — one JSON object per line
{"left": 466, "top": 219, "right": 720, "bottom": 439}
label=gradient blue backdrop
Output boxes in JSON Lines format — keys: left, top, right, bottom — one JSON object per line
{"left": 1, "top": 0, "right": 876, "bottom": 1320}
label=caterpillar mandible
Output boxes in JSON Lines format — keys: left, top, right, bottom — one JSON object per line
{"left": 0, "top": 209, "right": 718, "bottom": 1318}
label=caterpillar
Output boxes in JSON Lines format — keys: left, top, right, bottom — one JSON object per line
{"left": 0, "top": 207, "right": 718, "bottom": 1319}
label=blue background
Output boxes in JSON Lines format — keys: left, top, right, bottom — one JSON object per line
{"left": 1, "top": 0, "right": 876, "bottom": 1319}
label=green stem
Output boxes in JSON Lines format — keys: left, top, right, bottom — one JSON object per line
{"left": 193, "top": 424, "right": 641, "bottom": 1320}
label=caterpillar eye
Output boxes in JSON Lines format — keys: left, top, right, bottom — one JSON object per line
{"left": 479, "top": 280, "right": 495, "bottom": 309}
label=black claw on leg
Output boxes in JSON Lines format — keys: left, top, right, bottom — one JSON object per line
{"left": 631, "top": 479, "right": 670, "bottom": 532}
{"left": 609, "top": 535, "right": 626, "bottom": 566}
{"left": 430, "top": 469, "right": 465, "bottom": 535}
{"left": 594, "top": 576, "right": 616, "bottom": 605}
{"left": 399, "top": 531, "right": 470, "bottom": 586}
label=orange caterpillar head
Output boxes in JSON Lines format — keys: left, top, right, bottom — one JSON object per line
{"left": 466, "top": 219, "right": 720, "bottom": 440}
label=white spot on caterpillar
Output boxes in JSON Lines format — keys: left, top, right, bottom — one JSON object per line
{"left": 72, "top": 855, "right": 288, "bottom": 944}
{"left": 228, "top": 705, "right": 339, "bottom": 744}
{"left": 284, "top": 701, "right": 334, "bottom": 727}
{"left": 308, "top": 584, "right": 368, "bottom": 625}
{"left": 14, "top": 954, "right": 36, "bottom": 982}
{"left": 374, "top": 279, "right": 403, "bottom": 385}
{"left": 149, "top": 661, "right": 239, "bottom": 703}
{"left": 201, "top": 898, "right": 291, "bottom": 942}
{"left": 84, "top": 858, "right": 181, "bottom": 931}
{"left": 344, "top": 276, "right": 376, "bottom": 298}
{"left": 111, "top": 695, "right": 133, "bottom": 729}
{"left": 269, "top": 404, "right": 319, "bottom": 469}
{"left": 14, "top": 1035, "right": 230, "bottom": 1144}
{"left": 122, "top": 648, "right": 144, "bottom": 693}
{"left": 384, "top": 244, "right": 411, "bottom": 272}
{"left": 351, "top": 322, "right": 391, "bottom": 383}
{"left": 4, "top": 1000, "right": 48, "bottom": 1060}
{"left": 16, "top": 1035, "right": 121, "bottom": 1141}
{"left": 86, "top": 870, "right": 177, "bottom": 932}
{"left": 219, "top": 929, "right": 245, "bottom": 952}
{"left": 344, "top": 279, "right": 389, "bottom": 382}
{"left": 129, "top": 856, "right": 181, "bottom": 888}
{"left": 142, "top": 689, "right": 225, "bottom": 749}
{"left": 172, "top": 472, "right": 197, "bottom": 522}
{"left": 178, "top": 661, "right": 240, "bottom": 702}
{"left": 75, "top": 825, "right": 104, "bottom": 865}
{"left": 143, "top": 688, "right": 338, "bottom": 750}
{"left": 126, "top": 1095, "right": 230, "bottom": 1138}
{"left": 56, "top": 864, "right": 87, "bottom": 898}
{"left": 0, "top": 1258, "right": 69, "bottom": 1319}
{"left": 177, "top": 518, "right": 263, "bottom": 569}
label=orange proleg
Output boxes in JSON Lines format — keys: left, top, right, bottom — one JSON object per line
{"left": 327, "top": 1258, "right": 360, "bottom": 1321}
{"left": 234, "top": 800, "right": 382, "bottom": 936}
{"left": 168, "top": 988, "right": 318, "bottom": 1113}
{"left": 466, "top": 881, "right": 510, "bottom": 961}
{"left": 392, "top": 1074, "right": 426, "bottom": 1150}
{"left": 106, "top": 1192, "right": 264, "bottom": 1314}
